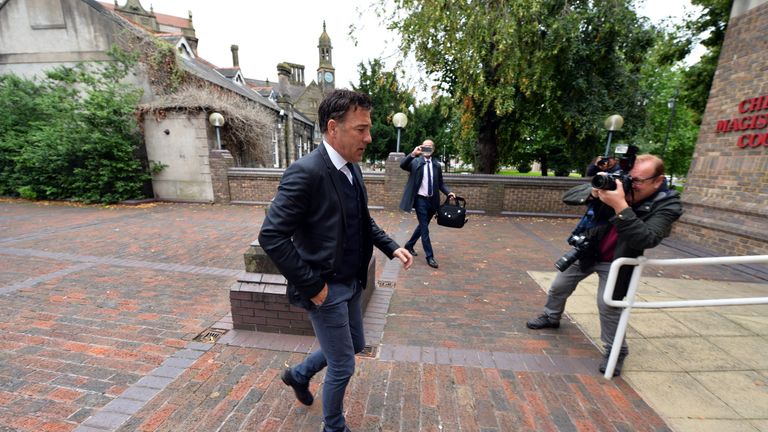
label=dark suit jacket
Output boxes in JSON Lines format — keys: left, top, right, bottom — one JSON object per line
{"left": 399, "top": 154, "right": 451, "bottom": 211}
{"left": 258, "top": 144, "right": 399, "bottom": 310}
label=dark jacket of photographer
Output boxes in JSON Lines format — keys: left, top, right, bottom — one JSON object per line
{"left": 563, "top": 183, "right": 683, "bottom": 300}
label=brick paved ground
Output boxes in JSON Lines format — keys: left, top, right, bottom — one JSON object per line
{"left": 0, "top": 199, "right": 764, "bottom": 432}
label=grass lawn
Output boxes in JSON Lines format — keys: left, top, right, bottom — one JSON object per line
{"left": 497, "top": 170, "right": 582, "bottom": 177}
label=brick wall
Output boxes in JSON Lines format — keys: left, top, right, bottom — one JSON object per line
{"left": 227, "top": 168, "right": 283, "bottom": 204}
{"left": 674, "top": 0, "right": 768, "bottom": 256}
{"left": 210, "top": 150, "right": 234, "bottom": 203}
{"left": 220, "top": 154, "right": 585, "bottom": 217}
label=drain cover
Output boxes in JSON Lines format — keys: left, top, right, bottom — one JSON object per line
{"left": 356, "top": 345, "right": 378, "bottom": 358}
{"left": 194, "top": 328, "right": 227, "bottom": 343}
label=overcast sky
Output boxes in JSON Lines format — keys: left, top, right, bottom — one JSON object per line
{"left": 147, "top": 0, "right": 702, "bottom": 95}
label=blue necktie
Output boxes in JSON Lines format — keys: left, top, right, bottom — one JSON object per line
{"left": 426, "top": 160, "right": 433, "bottom": 197}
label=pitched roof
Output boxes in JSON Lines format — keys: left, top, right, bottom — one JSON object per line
{"left": 99, "top": 2, "right": 192, "bottom": 30}
{"left": 153, "top": 11, "right": 190, "bottom": 29}
{"left": 89, "top": 1, "right": 312, "bottom": 126}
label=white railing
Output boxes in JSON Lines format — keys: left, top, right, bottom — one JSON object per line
{"left": 602, "top": 254, "right": 768, "bottom": 379}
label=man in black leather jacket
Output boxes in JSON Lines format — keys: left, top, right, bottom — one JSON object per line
{"left": 526, "top": 154, "right": 683, "bottom": 376}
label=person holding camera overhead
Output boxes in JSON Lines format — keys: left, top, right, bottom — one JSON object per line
{"left": 526, "top": 154, "right": 682, "bottom": 376}
{"left": 399, "top": 139, "right": 455, "bottom": 269}
{"left": 586, "top": 155, "right": 621, "bottom": 177}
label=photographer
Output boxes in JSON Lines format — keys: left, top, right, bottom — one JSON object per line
{"left": 526, "top": 154, "right": 682, "bottom": 376}
{"left": 586, "top": 155, "right": 621, "bottom": 177}
{"left": 399, "top": 139, "right": 455, "bottom": 268}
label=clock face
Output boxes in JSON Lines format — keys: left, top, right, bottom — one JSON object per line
{"left": 324, "top": 71, "right": 333, "bottom": 83}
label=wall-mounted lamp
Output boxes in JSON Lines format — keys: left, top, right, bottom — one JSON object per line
{"left": 208, "top": 112, "right": 225, "bottom": 150}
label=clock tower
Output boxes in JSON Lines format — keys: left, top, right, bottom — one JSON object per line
{"left": 317, "top": 21, "right": 335, "bottom": 95}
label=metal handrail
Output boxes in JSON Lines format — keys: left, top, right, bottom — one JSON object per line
{"left": 601, "top": 254, "right": 768, "bottom": 379}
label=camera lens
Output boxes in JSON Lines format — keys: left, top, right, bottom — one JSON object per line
{"left": 591, "top": 175, "right": 617, "bottom": 190}
{"left": 555, "top": 248, "right": 580, "bottom": 272}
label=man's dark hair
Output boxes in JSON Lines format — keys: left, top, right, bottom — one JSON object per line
{"left": 318, "top": 89, "right": 373, "bottom": 133}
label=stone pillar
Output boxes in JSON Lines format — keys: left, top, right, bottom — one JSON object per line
{"left": 209, "top": 149, "right": 234, "bottom": 203}
{"left": 243, "top": 239, "right": 279, "bottom": 274}
{"left": 485, "top": 181, "right": 504, "bottom": 214}
{"left": 385, "top": 152, "right": 407, "bottom": 210}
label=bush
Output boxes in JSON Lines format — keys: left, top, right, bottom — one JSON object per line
{"left": 0, "top": 47, "right": 149, "bottom": 203}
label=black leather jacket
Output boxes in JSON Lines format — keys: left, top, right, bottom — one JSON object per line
{"left": 562, "top": 182, "right": 683, "bottom": 299}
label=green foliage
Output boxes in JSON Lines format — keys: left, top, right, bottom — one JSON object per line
{"left": 383, "top": 0, "right": 659, "bottom": 174}
{"left": 516, "top": 162, "right": 532, "bottom": 174}
{"left": 401, "top": 95, "right": 462, "bottom": 171}
{"left": 148, "top": 40, "right": 186, "bottom": 93}
{"left": 680, "top": 0, "right": 733, "bottom": 121}
{"left": 0, "top": 47, "right": 149, "bottom": 203}
{"left": 353, "top": 59, "right": 416, "bottom": 161}
{"left": 353, "top": 59, "right": 462, "bottom": 169}
{"left": 149, "top": 160, "right": 169, "bottom": 174}
{"left": 633, "top": 50, "right": 698, "bottom": 179}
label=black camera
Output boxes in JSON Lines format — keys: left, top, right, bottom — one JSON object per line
{"left": 591, "top": 172, "right": 631, "bottom": 191}
{"left": 554, "top": 234, "right": 590, "bottom": 272}
{"left": 590, "top": 145, "right": 638, "bottom": 192}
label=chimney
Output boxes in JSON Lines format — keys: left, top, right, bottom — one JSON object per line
{"left": 231, "top": 44, "right": 239, "bottom": 68}
{"left": 277, "top": 63, "right": 291, "bottom": 102}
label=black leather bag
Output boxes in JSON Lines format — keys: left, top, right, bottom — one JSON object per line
{"left": 436, "top": 196, "right": 468, "bottom": 228}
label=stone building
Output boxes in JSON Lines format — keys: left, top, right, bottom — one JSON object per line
{"left": 246, "top": 22, "right": 338, "bottom": 163}
{"left": 0, "top": 0, "right": 316, "bottom": 201}
{"left": 673, "top": 0, "right": 768, "bottom": 256}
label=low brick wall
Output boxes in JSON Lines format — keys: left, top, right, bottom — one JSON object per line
{"left": 221, "top": 153, "right": 585, "bottom": 217}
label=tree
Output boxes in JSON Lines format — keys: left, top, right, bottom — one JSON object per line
{"left": 398, "top": 94, "right": 459, "bottom": 169}
{"left": 634, "top": 47, "right": 699, "bottom": 181}
{"left": 0, "top": 47, "right": 150, "bottom": 203}
{"left": 381, "top": 0, "right": 658, "bottom": 174}
{"left": 680, "top": 0, "right": 733, "bottom": 122}
{"left": 353, "top": 59, "right": 415, "bottom": 163}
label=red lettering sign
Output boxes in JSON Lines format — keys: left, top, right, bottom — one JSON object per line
{"left": 755, "top": 133, "right": 768, "bottom": 147}
{"left": 716, "top": 95, "right": 768, "bottom": 149}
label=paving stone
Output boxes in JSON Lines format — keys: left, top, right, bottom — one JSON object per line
{"left": 1, "top": 201, "right": 765, "bottom": 432}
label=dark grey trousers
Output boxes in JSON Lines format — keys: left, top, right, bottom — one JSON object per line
{"left": 544, "top": 261, "right": 629, "bottom": 355}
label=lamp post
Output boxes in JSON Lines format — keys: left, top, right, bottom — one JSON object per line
{"left": 208, "top": 112, "right": 225, "bottom": 150}
{"left": 603, "top": 114, "right": 624, "bottom": 157}
{"left": 662, "top": 88, "right": 679, "bottom": 158}
{"left": 393, "top": 112, "right": 408, "bottom": 153}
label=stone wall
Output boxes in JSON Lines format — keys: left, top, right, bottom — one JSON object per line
{"left": 673, "top": 0, "right": 768, "bottom": 256}
{"left": 144, "top": 111, "right": 215, "bottom": 202}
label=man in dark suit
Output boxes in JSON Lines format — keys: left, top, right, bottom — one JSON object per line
{"left": 258, "top": 89, "right": 413, "bottom": 432}
{"left": 399, "top": 139, "right": 455, "bottom": 268}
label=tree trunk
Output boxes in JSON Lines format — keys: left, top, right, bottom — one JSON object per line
{"left": 540, "top": 153, "right": 549, "bottom": 177}
{"left": 476, "top": 109, "right": 500, "bottom": 174}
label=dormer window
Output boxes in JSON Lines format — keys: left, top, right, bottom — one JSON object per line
{"left": 175, "top": 39, "right": 195, "bottom": 59}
